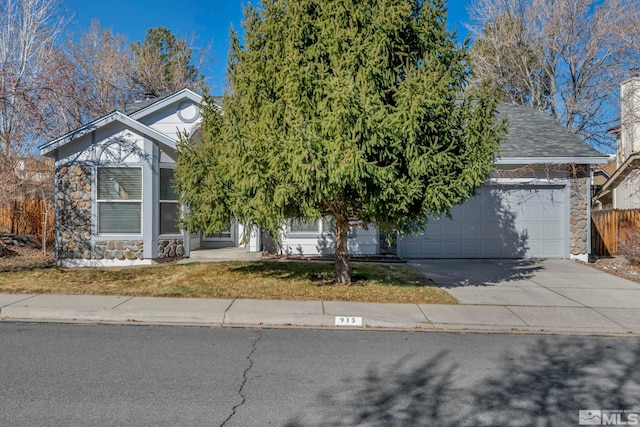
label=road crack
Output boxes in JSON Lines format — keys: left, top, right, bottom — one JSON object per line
{"left": 220, "top": 330, "right": 262, "bottom": 427}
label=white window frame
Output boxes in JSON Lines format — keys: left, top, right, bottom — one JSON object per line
{"left": 159, "top": 167, "right": 181, "bottom": 236}
{"left": 288, "top": 218, "right": 322, "bottom": 235}
{"left": 96, "top": 166, "right": 143, "bottom": 235}
{"left": 286, "top": 217, "right": 355, "bottom": 237}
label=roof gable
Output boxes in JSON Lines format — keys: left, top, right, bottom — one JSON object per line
{"left": 129, "top": 89, "right": 202, "bottom": 120}
{"left": 39, "top": 89, "right": 203, "bottom": 157}
{"left": 40, "top": 112, "right": 177, "bottom": 156}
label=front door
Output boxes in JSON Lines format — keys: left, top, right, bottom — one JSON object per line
{"left": 201, "top": 219, "right": 237, "bottom": 249}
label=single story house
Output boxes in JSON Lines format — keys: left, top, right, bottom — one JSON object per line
{"left": 40, "top": 89, "right": 607, "bottom": 266}
{"left": 593, "top": 75, "right": 640, "bottom": 210}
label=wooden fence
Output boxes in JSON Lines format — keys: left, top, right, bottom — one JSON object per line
{"left": 591, "top": 209, "right": 640, "bottom": 256}
{"left": 0, "top": 196, "right": 54, "bottom": 242}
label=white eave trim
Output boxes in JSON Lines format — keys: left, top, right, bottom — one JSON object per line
{"left": 496, "top": 156, "right": 609, "bottom": 165}
{"left": 129, "top": 89, "right": 203, "bottom": 120}
{"left": 39, "top": 112, "right": 177, "bottom": 156}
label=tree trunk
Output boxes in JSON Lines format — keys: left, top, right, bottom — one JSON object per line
{"left": 334, "top": 214, "right": 351, "bottom": 285}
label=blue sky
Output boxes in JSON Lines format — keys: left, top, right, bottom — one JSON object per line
{"left": 66, "top": 0, "right": 473, "bottom": 95}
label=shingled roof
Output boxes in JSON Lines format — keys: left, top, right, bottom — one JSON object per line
{"left": 496, "top": 103, "right": 605, "bottom": 161}
{"left": 115, "top": 95, "right": 169, "bottom": 116}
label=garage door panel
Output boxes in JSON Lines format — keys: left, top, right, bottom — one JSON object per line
{"left": 484, "top": 220, "right": 502, "bottom": 236}
{"left": 520, "top": 205, "right": 542, "bottom": 220}
{"left": 543, "top": 208, "right": 563, "bottom": 221}
{"left": 403, "top": 240, "right": 423, "bottom": 253}
{"left": 482, "top": 240, "right": 506, "bottom": 256}
{"left": 400, "top": 185, "right": 567, "bottom": 259}
{"left": 525, "top": 239, "right": 540, "bottom": 254}
{"left": 441, "top": 241, "right": 463, "bottom": 257}
{"left": 462, "top": 241, "right": 484, "bottom": 255}
{"left": 457, "top": 197, "right": 483, "bottom": 220}
{"left": 424, "top": 221, "right": 443, "bottom": 237}
{"left": 518, "top": 222, "right": 542, "bottom": 237}
{"left": 543, "top": 241, "right": 563, "bottom": 255}
{"left": 541, "top": 223, "right": 562, "bottom": 238}
{"left": 461, "top": 223, "right": 485, "bottom": 239}
{"left": 441, "top": 222, "right": 462, "bottom": 238}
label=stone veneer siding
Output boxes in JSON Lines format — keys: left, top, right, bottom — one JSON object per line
{"left": 94, "top": 240, "right": 144, "bottom": 260}
{"left": 158, "top": 239, "right": 185, "bottom": 258}
{"left": 570, "top": 167, "right": 589, "bottom": 256}
{"left": 56, "top": 165, "right": 148, "bottom": 262}
{"left": 57, "top": 165, "right": 92, "bottom": 259}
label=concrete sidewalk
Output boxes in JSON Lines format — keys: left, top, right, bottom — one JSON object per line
{"left": 1, "top": 259, "right": 639, "bottom": 335}
{"left": 1, "top": 293, "right": 638, "bottom": 335}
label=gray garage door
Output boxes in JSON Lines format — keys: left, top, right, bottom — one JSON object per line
{"left": 398, "top": 184, "right": 568, "bottom": 258}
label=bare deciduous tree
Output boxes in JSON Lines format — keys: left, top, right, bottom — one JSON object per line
{"left": 468, "top": 0, "right": 640, "bottom": 148}
{"left": 0, "top": 0, "right": 69, "bottom": 205}
{"left": 61, "top": 20, "right": 136, "bottom": 124}
{"left": 470, "top": 11, "right": 551, "bottom": 112}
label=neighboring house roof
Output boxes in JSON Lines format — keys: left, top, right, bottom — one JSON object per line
{"left": 496, "top": 103, "right": 607, "bottom": 164}
{"left": 599, "top": 160, "right": 618, "bottom": 178}
{"left": 39, "top": 89, "right": 202, "bottom": 157}
{"left": 593, "top": 151, "right": 640, "bottom": 202}
{"left": 592, "top": 159, "right": 617, "bottom": 187}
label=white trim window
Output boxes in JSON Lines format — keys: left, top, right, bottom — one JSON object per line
{"left": 289, "top": 218, "right": 321, "bottom": 234}
{"left": 159, "top": 168, "right": 180, "bottom": 235}
{"left": 97, "top": 167, "right": 142, "bottom": 234}
{"left": 288, "top": 217, "right": 340, "bottom": 235}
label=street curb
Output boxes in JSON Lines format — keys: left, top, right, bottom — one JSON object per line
{"left": 2, "top": 308, "right": 639, "bottom": 337}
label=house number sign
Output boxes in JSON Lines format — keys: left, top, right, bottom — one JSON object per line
{"left": 335, "top": 316, "right": 363, "bottom": 327}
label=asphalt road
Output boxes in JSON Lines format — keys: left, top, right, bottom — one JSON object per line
{"left": 0, "top": 323, "right": 638, "bottom": 426}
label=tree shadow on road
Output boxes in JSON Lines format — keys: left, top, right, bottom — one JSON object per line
{"left": 284, "top": 337, "right": 640, "bottom": 426}
{"left": 470, "top": 337, "right": 640, "bottom": 426}
{"left": 284, "top": 351, "right": 462, "bottom": 426}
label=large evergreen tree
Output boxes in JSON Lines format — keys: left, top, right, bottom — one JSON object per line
{"left": 176, "top": 0, "right": 504, "bottom": 284}
{"left": 131, "top": 27, "right": 203, "bottom": 96}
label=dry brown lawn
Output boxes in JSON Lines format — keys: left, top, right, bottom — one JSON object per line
{"left": 0, "top": 257, "right": 457, "bottom": 304}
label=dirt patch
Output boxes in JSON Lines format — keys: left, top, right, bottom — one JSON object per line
{"left": 0, "top": 244, "right": 55, "bottom": 272}
{"left": 589, "top": 256, "right": 640, "bottom": 284}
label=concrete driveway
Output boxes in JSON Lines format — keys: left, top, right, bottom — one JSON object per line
{"left": 409, "top": 259, "right": 640, "bottom": 307}
{"left": 409, "top": 259, "right": 640, "bottom": 332}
